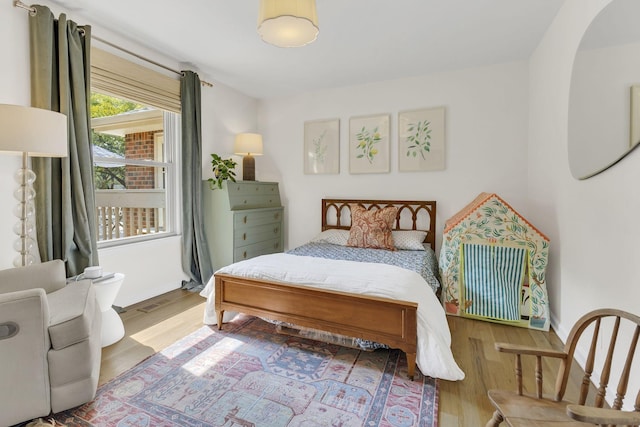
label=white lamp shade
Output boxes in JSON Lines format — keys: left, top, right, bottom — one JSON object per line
{"left": 0, "top": 104, "right": 68, "bottom": 157}
{"left": 234, "top": 133, "right": 263, "bottom": 156}
{"left": 258, "top": 0, "right": 319, "bottom": 48}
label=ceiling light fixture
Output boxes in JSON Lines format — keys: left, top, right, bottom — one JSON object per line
{"left": 257, "top": 0, "right": 319, "bottom": 48}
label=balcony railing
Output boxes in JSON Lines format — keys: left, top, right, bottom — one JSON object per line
{"left": 95, "top": 189, "right": 166, "bottom": 241}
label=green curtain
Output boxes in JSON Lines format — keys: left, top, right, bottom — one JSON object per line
{"left": 180, "top": 71, "right": 213, "bottom": 289}
{"left": 29, "top": 5, "right": 99, "bottom": 276}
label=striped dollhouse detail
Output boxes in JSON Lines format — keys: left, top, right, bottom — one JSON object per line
{"left": 461, "top": 243, "right": 526, "bottom": 321}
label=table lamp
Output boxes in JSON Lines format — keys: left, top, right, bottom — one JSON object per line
{"left": 234, "top": 133, "right": 263, "bottom": 181}
{"left": 0, "top": 104, "right": 68, "bottom": 267}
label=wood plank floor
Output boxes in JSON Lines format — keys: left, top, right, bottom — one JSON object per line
{"left": 100, "top": 289, "right": 576, "bottom": 425}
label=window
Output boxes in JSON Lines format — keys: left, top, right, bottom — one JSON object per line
{"left": 90, "top": 47, "right": 181, "bottom": 245}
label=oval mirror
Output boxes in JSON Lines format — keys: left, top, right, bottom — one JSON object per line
{"left": 568, "top": 0, "right": 640, "bottom": 179}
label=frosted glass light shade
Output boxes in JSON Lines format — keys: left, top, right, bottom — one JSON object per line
{"left": 0, "top": 104, "right": 67, "bottom": 157}
{"left": 258, "top": 0, "right": 319, "bottom": 48}
{"left": 234, "top": 133, "right": 264, "bottom": 156}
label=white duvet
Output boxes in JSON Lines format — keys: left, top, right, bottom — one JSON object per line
{"left": 200, "top": 253, "right": 465, "bottom": 381}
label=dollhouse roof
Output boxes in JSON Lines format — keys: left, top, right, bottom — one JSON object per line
{"left": 444, "top": 192, "right": 550, "bottom": 242}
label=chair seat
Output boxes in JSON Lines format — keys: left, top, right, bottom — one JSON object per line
{"left": 487, "top": 390, "right": 595, "bottom": 427}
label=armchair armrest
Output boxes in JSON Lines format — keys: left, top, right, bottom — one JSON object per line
{"left": 0, "top": 288, "right": 50, "bottom": 345}
{"left": 567, "top": 404, "right": 640, "bottom": 425}
{"left": 495, "top": 342, "right": 568, "bottom": 359}
{"left": 47, "top": 280, "right": 98, "bottom": 350}
{"left": 494, "top": 342, "right": 568, "bottom": 398}
{"left": 0, "top": 288, "right": 52, "bottom": 424}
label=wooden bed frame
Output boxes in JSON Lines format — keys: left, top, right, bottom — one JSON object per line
{"left": 215, "top": 199, "right": 437, "bottom": 379}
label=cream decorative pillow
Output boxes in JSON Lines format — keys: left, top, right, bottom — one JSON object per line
{"left": 392, "top": 230, "right": 428, "bottom": 251}
{"left": 347, "top": 205, "right": 397, "bottom": 251}
{"left": 310, "top": 229, "right": 350, "bottom": 246}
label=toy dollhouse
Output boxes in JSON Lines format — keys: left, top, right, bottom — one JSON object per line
{"left": 439, "top": 193, "right": 550, "bottom": 331}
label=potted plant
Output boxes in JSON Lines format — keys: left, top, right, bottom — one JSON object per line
{"left": 208, "top": 154, "right": 237, "bottom": 190}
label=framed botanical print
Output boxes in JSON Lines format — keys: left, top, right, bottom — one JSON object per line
{"left": 398, "top": 107, "right": 446, "bottom": 172}
{"left": 304, "top": 118, "right": 340, "bottom": 174}
{"left": 349, "top": 114, "right": 390, "bottom": 174}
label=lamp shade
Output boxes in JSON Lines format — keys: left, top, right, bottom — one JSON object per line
{"left": 234, "top": 133, "right": 263, "bottom": 156}
{"left": 0, "top": 104, "right": 67, "bottom": 157}
{"left": 258, "top": 0, "right": 319, "bottom": 48}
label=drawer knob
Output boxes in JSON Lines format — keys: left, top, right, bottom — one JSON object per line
{"left": 274, "top": 243, "right": 279, "bottom": 249}
{"left": 243, "top": 199, "right": 247, "bottom": 204}
{"left": 243, "top": 216, "right": 247, "bottom": 224}
{"left": 243, "top": 251, "right": 247, "bottom": 259}
{"left": 274, "top": 213, "right": 280, "bottom": 219}
{"left": 243, "top": 233, "right": 247, "bottom": 240}
{"left": 273, "top": 227, "right": 278, "bottom": 234}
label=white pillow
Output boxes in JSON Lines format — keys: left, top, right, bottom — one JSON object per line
{"left": 311, "top": 229, "right": 427, "bottom": 251}
{"left": 392, "top": 230, "right": 427, "bottom": 250}
{"left": 310, "top": 229, "right": 350, "bottom": 246}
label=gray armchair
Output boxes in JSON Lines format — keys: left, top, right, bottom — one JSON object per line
{"left": 0, "top": 260, "right": 102, "bottom": 426}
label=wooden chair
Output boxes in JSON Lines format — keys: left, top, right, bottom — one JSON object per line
{"left": 486, "top": 309, "right": 640, "bottom": 427}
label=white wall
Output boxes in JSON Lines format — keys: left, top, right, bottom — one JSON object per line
{"left": 0, "top": 1, "right": 257, "bottom": 307}
{"left": 258, "top": 61, "right": 531, "bottom": 252}
{"left": 529, "top": 0, "right": 640, "bottom": 405}
{"left": 0, "top": 4, "right": 32, "bottom": 270}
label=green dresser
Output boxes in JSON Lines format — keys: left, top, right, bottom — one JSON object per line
{"left": 202, "top": 181, "right": 284, "bottom": 270}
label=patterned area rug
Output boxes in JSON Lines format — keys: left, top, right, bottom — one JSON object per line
{"left": 52, "top": 315, "right": 438, "bottom": 426}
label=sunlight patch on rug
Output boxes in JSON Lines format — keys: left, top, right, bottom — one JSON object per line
{"left": 52, "top": 316, "right": 438, "bottom": 427}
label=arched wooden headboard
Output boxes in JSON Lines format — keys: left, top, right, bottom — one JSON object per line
{"left": 321, "top": 199, "right": 437, "bottom": 251}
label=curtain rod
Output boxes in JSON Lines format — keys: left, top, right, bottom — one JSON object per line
{"left": 13, "top": 0, "right": 213, "bottom": 88}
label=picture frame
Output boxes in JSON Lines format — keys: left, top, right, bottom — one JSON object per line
{"left": 398, "top": 107, "right": 446, "bottom": 172}
{"left": 304, "top": 118, "right": 340, "bottom": 174}
{"left": 349, "top": 114, "right": 390, "bottom": 174}
{"left": 630, "top": 85, "right": 640, "bottom": 148}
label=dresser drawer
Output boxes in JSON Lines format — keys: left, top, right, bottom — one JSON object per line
{"left": 227, "top": 182, "right": 279, "bottom": 195}
{"left": 234, "top": 237, "right": 282, "bottom": 262}
{"left": 227, "top": 182, "right": 280, "bottom": 209}
{"left": 235, "top": 223, "right": 282, "bottom": 247}
{"left": 229, "top": 194, "right": 280, "bottom": 209}
{"left": 234, "top": 208, "right": 283, "bottom": 228}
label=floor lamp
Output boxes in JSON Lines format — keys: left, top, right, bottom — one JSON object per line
{"left": 0, "top": 104, "right": 68, "bottom": 267}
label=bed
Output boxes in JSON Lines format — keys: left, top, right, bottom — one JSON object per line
{"left": 201, "top": 199, "right": 464, "bottom": 381}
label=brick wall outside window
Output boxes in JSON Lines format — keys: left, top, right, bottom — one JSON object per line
{"left": 124, "top": 130, "right": 160, "bottom": 235}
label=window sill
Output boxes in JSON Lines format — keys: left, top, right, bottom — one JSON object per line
{"left": 97, "top": 231, "right": 179, "bottom": 249}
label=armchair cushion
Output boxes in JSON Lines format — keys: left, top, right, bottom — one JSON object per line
{"left": 47, "top": 280, "right": 97, "bottom": 350}
{"left": 0, "top": 259, "right": 67, "bottom": 294}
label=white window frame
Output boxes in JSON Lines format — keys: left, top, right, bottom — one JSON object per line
{"left": 93, "top": 110, "right": 180, "bottom": 248}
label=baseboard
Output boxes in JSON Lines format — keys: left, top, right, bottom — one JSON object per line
{"left": 115, "top": 281, "right": 182, "bottom": 308}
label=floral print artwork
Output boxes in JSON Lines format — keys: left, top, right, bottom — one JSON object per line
{"left": 304, "top": 119, "right": 339, "bottom": 174}
{"left": 349, "top": 114, "right": 390, "bottom": 174}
